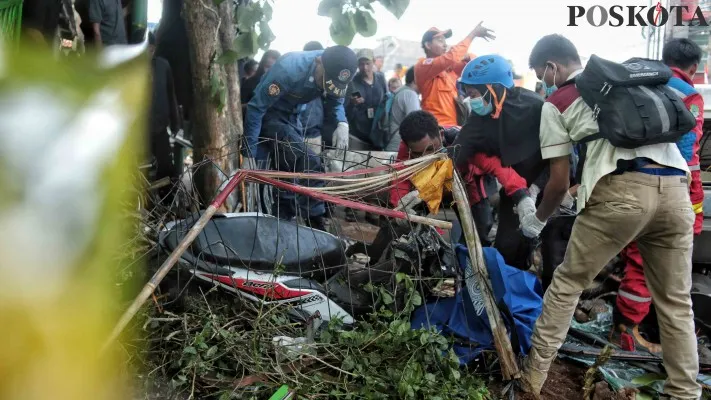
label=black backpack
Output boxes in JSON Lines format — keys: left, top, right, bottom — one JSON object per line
{"left": 575, "top": 55, "right": 696, "bottom": 148}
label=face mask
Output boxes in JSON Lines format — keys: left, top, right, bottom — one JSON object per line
{"left": 469, "top": 93, "right": 493, "bottom": 116}
{"left": 542, "top": 64, "right": 558, "bottom": 97}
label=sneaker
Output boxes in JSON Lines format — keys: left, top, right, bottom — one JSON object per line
{"left": 608, "top": 319, "right": 662, "bottom": 355}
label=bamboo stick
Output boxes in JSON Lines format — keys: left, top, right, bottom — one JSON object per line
{"left": 450, "top": 171, "right": 520, "bottom": 380}
{"left": 101, "top": 172, "right": 247, "bottom": 353}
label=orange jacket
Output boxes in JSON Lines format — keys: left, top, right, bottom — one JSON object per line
{"left": 414, "top": 36, "right": 472, "bottom": 127}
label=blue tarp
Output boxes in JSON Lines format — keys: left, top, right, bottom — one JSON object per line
{"left": 411, "top": 246, "right": 543, "bottom": 364}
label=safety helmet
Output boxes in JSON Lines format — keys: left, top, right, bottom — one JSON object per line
{"left": 458, "top": 54, "right": 514, "bottom": 90}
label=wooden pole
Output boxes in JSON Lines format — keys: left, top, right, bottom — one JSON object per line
{"left": 450, "top": 171, "right": 520, "bottom": 380}
{"left": 101, "top": 172, "right": 247, "bottom": 354}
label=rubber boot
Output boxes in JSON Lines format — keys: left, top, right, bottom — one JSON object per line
{"left": 608, "top": 310, "right": 662, "bottom": 355}
{"left": 519, "top": 347, "right": 556, "bottom": 399}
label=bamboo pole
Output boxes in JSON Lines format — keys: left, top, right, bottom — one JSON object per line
{"left": 450, "top": 171, "right": 520, "bottom": 380}
{"left": 101, "top": 172, "right": 247, "bottom": 353}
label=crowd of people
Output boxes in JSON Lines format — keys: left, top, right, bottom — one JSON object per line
{"left": 234, "top": 26, "right": 706, "bottom": 399}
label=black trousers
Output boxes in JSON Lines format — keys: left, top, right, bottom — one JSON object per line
{"left": 494, "top": 191, "right": 536, "bottom": 271}
{"left": 539, "top": 215, "right": 576, "bottom": 292}
{"left": 150, "top": 129, "right": 177, "bottom": 180}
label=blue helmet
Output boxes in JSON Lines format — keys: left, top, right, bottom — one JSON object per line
{"left": 458, "top": 54, "right": 515, "bottom": 92}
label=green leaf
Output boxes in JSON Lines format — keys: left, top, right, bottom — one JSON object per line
{"left": 342, "top": 355, "right": 355, "bottom": 371}
{"left": 257, "top": 21, "right": 275, "bottom": 49}
{"left": 260, "top": 1, "right": 274, "bottom": 21}
{"left": 411, "top": 292, "right": 422, "bottom": 306}
{"left": 213, "top": 0, "right": 225, "bottom": 5}
{"left": 183, "top": 346, "right": 197, "bottom": 355}
{"left": 378, "top": 0, "right": 410, "bottom": 19}
{"left": 237, "top": 3, "right": 263, "bottom": 31}
{"left": 215, "top": 50, "right": 240, "bottom": 65}
{"left": 329, "top": 13, "right": 357, "bottom": 46}
{"left": 419, "top": 331, "right": 429, "bottom": 345}
{"left": 380, "top": 287, "right": 394, "bottom": 305}
{"left": 354, "top": 9, "right": 377, "bottom": 37}
{"left": 233, "top": 31, "right": 259, "bottom": 57}
{"left": 396, "top": 272, "right": 406, "bottom": 284}
{"left": 318, "top": 0, "right": 343, "bottom": 17}
{"left": 206, "top": 345, "right": 218, "bottom": 358}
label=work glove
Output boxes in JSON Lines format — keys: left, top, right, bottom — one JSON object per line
{"left": 515, "top": 196, "right": 536, "bottom": 219}
{"left": 332, "top": 122, "right": 349, "bottom": 150}
{"left": 398, "top": 190, "right": 422, "bottom": 213}
{"left": 395, "top": 190, "right": 422, "bottom": 227}
{"left": 521, "top": 212, "right": 547, "bottom": 238}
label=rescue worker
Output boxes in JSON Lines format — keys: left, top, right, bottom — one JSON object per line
{"left": 415, "top": 23, "right": 495, "bottom": 128}
{"left": 450, "top": 54, "right": 544, "bottom": 269}
{"left": 611, "top": 38, "right": 705, "bottom": 354}
{"left": 243, "top": 45, "right": 356, "bottom": 231}
{"left": 391, "top": 110, "right": 531, "bottom": 247}
{"left": 520, "top": 34, "right": 699, "bottom": 399}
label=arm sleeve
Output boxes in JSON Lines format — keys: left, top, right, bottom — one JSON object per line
{"left": 88, "top": 0, "right": 102, "bottom": 23}
{"left": 415, "top": 36, "right": 473, "bottom": 84}
{"left": 402, "top": 90, "right": 421, "bottom": 114}
{"left": 323, "top": 95, "right": 347, "bottom": 127}
{"left": 539, "top": 102, "right": 573, "bottom": 160}
{"left": 244, "top": 67, "right": 290, "bottom": 156}
{"left": 471, "top": 153, "right": 528, "bottom": 197}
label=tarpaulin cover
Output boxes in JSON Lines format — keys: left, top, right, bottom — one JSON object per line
{"left": 411, "top": 246, "right": 543, "bottom": 364}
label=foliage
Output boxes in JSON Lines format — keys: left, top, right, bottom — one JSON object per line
{"left": 318, "top": 0, "right": 411, "bottom": 45}
{"left": 132, "top": 273, "right": 488, "bottom": 399}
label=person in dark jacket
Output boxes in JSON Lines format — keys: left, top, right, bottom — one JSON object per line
{"left": 344, "top": 48, "right": 387, "bottom": 150}
{"left": 154, "top": 0, "right": 192, "bottom": 124}
{"left": 451, "top": 54, "right": 545, "bottom": 270}
{"left": 148, "top": 32, "right": 182, "bottom": 181}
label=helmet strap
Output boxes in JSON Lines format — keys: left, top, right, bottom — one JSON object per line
{"left": 487, "top": 84, "right": 506, "bottom": 119}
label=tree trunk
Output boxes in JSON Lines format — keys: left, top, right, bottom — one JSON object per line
{"left": 183, "top": 0, "right": 242, "bottom": 211}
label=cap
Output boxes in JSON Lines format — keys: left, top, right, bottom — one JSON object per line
{"left": 356, "top": 48, "right": 374, "bottom": 62}
{"left": 421, "top": 27, "right": 452, "bottom": 45}
{"left": 321, "top": 45, "right": 357, "bottom": 98}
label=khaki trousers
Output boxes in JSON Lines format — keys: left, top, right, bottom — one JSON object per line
{"left": 530, "top": 171, "right": 700, "bottom": 399}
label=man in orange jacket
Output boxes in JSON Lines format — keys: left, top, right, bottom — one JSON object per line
{"left": 415, "top": 23, "right": 495, "bottom": 127}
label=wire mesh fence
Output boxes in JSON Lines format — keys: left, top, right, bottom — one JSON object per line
{"left": 120, "top": 134, "right": 510, "bottom": 398}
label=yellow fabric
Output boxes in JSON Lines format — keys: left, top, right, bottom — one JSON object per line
{"left": 693, "top": 202, "right": 703, "bottom": 215}
{"left": 409, "top": 159, "right": 453, "bottom": 214}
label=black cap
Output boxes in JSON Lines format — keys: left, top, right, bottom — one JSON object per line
{"left": 321, "top": 45, "right": 357, "bottom": 98}
{"left": 421, "top": 27, "right": 453, "bottom": 46}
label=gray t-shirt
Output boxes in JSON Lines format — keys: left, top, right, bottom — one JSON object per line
{"left": 89, "top": 0, "right": 127, "bottom": 45}
{"left": 389, "top": 86, "right": 421, "bottom": 138}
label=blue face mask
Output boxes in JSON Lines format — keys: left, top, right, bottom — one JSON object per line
{"left": 469, "top": 95, "right": 493, "bottom": 116}
{"left": 542, "top": 64, "right": 558, "bottom": 97}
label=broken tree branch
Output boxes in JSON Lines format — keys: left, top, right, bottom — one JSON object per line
{"left": 450, "top": 171, "right": 520, "bottom": 380}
